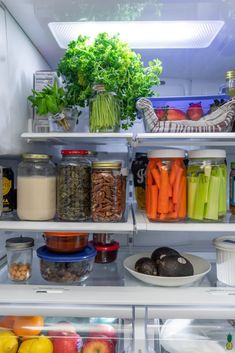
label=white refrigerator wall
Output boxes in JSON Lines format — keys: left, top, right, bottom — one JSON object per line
{"left": 0, "top": 4, "right": 49, "bottom": 156}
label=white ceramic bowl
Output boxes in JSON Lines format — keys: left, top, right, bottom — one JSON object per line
{"left": 213, "top": 236, "right": 235, "bottom": 286}
{"left": 124, "top": 252, "right": 211, "bottom": 287}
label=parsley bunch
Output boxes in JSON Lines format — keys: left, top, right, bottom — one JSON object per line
{"left": 57, "top": 32, "right": 162, "bottom": 130}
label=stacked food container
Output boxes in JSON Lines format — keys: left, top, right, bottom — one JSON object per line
{"left": 37, "top": 232, "right": 97, "bottom": 284}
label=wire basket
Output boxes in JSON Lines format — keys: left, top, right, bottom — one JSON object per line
{"left": 136, "top": 97, "right": 235, "bottom": 133}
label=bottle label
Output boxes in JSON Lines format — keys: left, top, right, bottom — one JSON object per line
{"left": 2, "top": 177, "right": 12, "bottom": 196}
{"left": 230, "top": 176, "right": 235, "bottom": 206}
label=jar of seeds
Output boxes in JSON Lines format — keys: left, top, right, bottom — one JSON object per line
{"left": 57, "top": 150, "right": 91, "bottom": 221}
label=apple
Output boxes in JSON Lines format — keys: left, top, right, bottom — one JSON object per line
{"left": 87, "top": 324, "right": 118, "bottom": 348}
{"left": 48, "top": 321, "right": 83, "bottom": 353}
{"left": 82, "top": 339, "right": 114, "bottom": 353}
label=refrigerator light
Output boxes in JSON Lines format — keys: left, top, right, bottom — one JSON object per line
{"left": 48, "top": 20, "right": 224, "bottom": 49}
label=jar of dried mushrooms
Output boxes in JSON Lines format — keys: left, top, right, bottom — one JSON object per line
{"left": 57, "top": 150, "right": 91, "bottom": 221}
{"left": 91, "top": 161, "right": 124, "bottom": 222}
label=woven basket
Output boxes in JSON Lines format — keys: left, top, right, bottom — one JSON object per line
{"left": 136, "top": 97, "right": 235, "bottom": 133}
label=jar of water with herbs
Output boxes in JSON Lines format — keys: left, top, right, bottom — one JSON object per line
{"left": 89, "top": 84, "right": 120, "bottom": 132}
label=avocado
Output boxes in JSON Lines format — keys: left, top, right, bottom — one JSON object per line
{"left": 135, "top": 257, "right": 157, "bottom": 276}
{"left": 151, "top": 247, "right": 180, "bottom": 265}
{"left": 158, "top": 255, "right": 194, "bottom": 277}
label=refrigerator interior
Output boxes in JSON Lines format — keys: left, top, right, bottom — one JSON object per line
{"left": 0, "top": 1, "right": 235, "bottom": 353}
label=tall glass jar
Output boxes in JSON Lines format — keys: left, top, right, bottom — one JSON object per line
{"left": 89, "top": 84, "right": 120, "bottom": 132}
{"left": 146, "top": 149, "right": 186, "bottom": 222}
{"left": 226, "top": 70, "right": 235, "bottom": 97}
{"left": 91, "top": 161, "right": 124, "bottom": 222}
{"left": 187, "top": 150, "right": 227, "bottom": 221}
{"left": 57, "top": 150, "right": 91, "bottom": 221}
{"left": 17, "top": 154, "right": 56, "bottom": 221}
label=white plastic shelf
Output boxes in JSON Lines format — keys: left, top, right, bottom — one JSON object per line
{"left": 135, "top": 209, "right": 235, "bottom": 232}
{"left": 21, "top": 132, "right": 133, "bottom": 145}
{"left": 133, "top": 132, "right": 235, "bottom": 147}
{"left": 0, "top": 207, "right": 133, "bottom": 233}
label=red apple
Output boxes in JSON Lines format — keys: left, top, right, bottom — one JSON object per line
{"left": 48, "top": 321, "right": 83, "bottom": 353}
{"left": 87, "top": 324, "right": 118, "bottom": 348}
{"left": 82, "top": 339, "right": 114, "bottom": 353}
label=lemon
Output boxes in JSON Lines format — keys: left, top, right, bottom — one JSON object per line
{"left": 0, "top": 331, "right": 18, "bottom": 353}
{"left": 18, "top": 336, "right": 53, "bottom": 353}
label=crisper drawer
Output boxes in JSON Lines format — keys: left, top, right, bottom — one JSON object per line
{"left": 146, "top": 316, "right": 235, "bottom": 353}
{"left": 0, "top": 312, "right": 133, "bottom": 353}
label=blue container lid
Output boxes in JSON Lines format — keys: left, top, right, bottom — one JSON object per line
{"left": 37, "top": 244, "right": 97, "bottom": 262}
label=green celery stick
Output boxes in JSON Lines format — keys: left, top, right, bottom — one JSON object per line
{"left": 204, "top": 175, "right": 220, "bottom": 220}
{"left": 187, "top": 176, "right": 198, "bottom": 219}
{"left": 193, "top": 174, "right": 207, "bottom": 220}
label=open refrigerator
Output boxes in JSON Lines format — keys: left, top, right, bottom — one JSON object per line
{"left": 0, "top": 0, "right": 235, "bottom": 352}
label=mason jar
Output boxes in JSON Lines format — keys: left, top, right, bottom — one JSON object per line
{"left": 187, "top": 149, "right": 227, "bottom": 221}
{"left": 91, "top": 161, "right": 124, "bottom": 222}
{"left": 89, "top": 84, "right": 120, "bottom": 132}
{"left": 6, "top": 236, "right": 34, "bottom": 282}
{"left": 57, "top": 150, "right": 91, "bottom": 221}
{"left": 146, "top": 149, "right": 186, "bottom": 222}
{"left": 17, "top": 154, "right": 56, "bottom": 221}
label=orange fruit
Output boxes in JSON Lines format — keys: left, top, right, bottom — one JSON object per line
{"left": 12, "top": 316, "right": 44, "bottom": 338}
{"left": 0, "top": 316, "right": 16, "bottom": 329}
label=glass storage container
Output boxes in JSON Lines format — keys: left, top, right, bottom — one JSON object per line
{"left": 43, "top": 232, "right": 89, "bottom": 253}
{"left": 187, "top": 149, "right": 227, "bottom": 221}
{"left": 230, "top": 162, "right": 235, "bottom": 215}
{"left": 225, "top": 70, "right": 235, "bottom": 96}
{"left": 131, "top": 153, "right": 148, "bottom": 210}
{"left": 91, "top": 161, "right": 124, "bottom": 222}
{"left": 37, "top": 245, "right": 96, "bottom": 284}
{"left": 57, "top": 150, "right": 91, "bottom": 221}
{"left": 93, "top": 241, "right": 120, "bottom": 264}
{"left": 89, "top": 84, "right": 120, "bottom": 132}
{"left": 17, "top": 154, "right": 56, "bottom": 221}
{"left": 6, "top": 236, "right": 34, "bottom": 282}
{"left": 146, "top": 149, "right": 186, "bottom": 222}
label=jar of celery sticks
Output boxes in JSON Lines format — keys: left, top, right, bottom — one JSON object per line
{"left": 187, "top": 150, "right": 227, "bottom": 221}
{"left": 89, "top": 84, "right": 120, "bottom": 132}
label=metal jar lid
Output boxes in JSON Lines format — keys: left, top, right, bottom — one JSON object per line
{"left": 226, "top": 70, "right": 235, "bottom": 79}
{"left": 92, "top": 161, "right": 122, "bottom": 170}
{"left": 6, "top": 236, "right": 34, "bottom": 250}
{"left": 22, "top": 154, "right": 51, "bottom": 160}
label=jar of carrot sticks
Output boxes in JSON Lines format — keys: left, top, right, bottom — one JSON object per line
{"left": 146, "top": 149, "right": 186, "bottom": 222}
{"left": 187, "top": 150, "right": 227, "bottom": 221}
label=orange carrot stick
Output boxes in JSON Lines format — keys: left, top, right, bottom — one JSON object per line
{"left": 169, "top": 164, "right": 177, "bottom": 186}
{"left": 147, "top": 185, "right": 158, "bottom": 220}
{"left": 158, "top": 167, "right": 170, "bottom": 214}
{"left": 168, "top": 198, "right": 174, "bottom": 213}
{"left": 151, "top": 168, "right": 161, "bottom": 188}
{"left": 172, "top": 167, "right": 184, "bottom": 204}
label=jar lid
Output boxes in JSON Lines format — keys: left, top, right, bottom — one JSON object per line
{"left": 6, "top": 236, "right": 34, "bottom": 249}
{"left": 36, "top": 244, "right": 96, "bottom": 262}
{"left": 188, "top": 149, "right": 226, "bottom": 159}
{"left": 213, "top": 236, "right": 235, "bottom": 252}
{"left": 22, "top": 154, "right": 50, "bottom": 160}
{"left": 92, "top": 241, "right": 120, "bottom": 251}
{"left": 44, "top": 232, "right": 88, "bottom": 237}
{"left": 226, "top": 71, "right": 235, "bottom": 79}
{"left": 92, "top": 161, "right": 122, "bottom": 169}
{"left": 147, "top": 149, "right": 185, "bottom": 159}
{"left": 61, "top": 150, "right": 90, "bottom": 155}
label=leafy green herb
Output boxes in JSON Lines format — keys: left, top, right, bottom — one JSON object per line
{"left": 28, "top": 82, "right": 67, "bottom": 116}
{"left": 57, "top": 32, "right": 162, "bottom": 129}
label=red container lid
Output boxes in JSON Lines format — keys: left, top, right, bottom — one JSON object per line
{"left": 93, "top": 241, "right": 120, "bottom": 252}
{"left": 61, "top": 150, "right": 90, "bottom": 155}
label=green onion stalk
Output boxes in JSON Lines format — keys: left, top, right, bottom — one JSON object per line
{"left": 89, "top": 91, "right": 120, "bottom": 132}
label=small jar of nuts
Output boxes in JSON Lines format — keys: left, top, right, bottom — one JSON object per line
{"left": 6, "top": 236, "right": 34, "bottom": 282}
